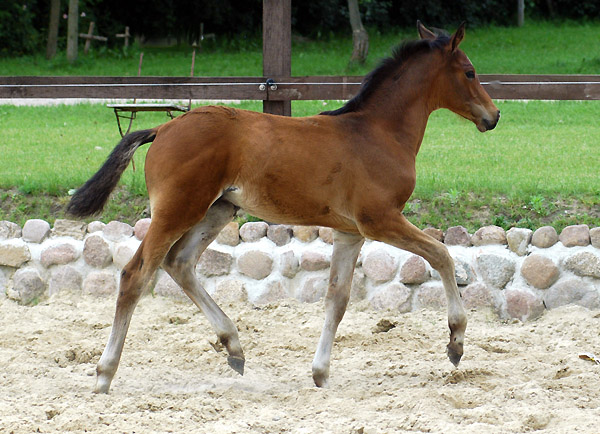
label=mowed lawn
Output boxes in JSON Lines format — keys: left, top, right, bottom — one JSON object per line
{"left": 1, "top": 99, "right": 598, "bottom": 211}
{"left": 417, "top": 100, "right": 600, "bottom": 197}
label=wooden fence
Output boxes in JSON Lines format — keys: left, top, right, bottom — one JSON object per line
{"left": 1, "top": 74, "right": 600, "bottom": 103}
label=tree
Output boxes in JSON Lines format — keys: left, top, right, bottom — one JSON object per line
{"left": 66, "top": 0, "right": 78, "bottom": 63}
{"left": 46, "top": 0, "right": 60, "bottom": 59}
{"left": 347, "top": 0, "right": 368, "bottom": 64}
{"left": 0, "top": 0, "right": 38, "bottom": 56}
{"left": 517, "top": 0, "right": 524, "bottom": 26}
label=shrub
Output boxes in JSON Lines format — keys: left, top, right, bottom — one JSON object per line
{"left": 0, "top": 0, "right": 39, "bottom": 56}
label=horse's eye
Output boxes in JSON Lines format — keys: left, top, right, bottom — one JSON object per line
{"left": 465, "top": 71, "right": 475, "bottom": 79}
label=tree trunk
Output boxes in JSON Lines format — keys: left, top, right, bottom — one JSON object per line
{"left": 347, "top": 0, "right": 368, "bottom": 64}
{"left": 46, "top": 0, "right": 60, "bottom": 59}
{"left": 545, "top": 0, "right": 555, "bottom": 17}
{"left": 517, "top": 0, "right": 524, "bottom": 27}
{"left": 66, "top": 0, "right": 79, "bottom": 63}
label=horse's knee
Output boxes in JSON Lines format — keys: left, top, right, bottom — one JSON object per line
{"left": 118, "top": 248, "right": 158, "bottom": 302}
{"left": 117, "top": 269, "right": 142, "bottom": 305}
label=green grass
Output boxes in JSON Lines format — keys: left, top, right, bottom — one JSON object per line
{"left": 1, "top": 99, "right": 599, "bottom": 230}
{"left": 458, "top": 21, "right": 600, "bottom": 74}
{"left": 0, "top": 103, "right": 157, "bottom": 194}
{"left": 1, "top": 21, "right": 599, "bottom": 76}
{"left": 417, "top": 100, "right": 600, "bottom": 196}
{"left": 3, "top": 100, "right": 597, "bottom": 197}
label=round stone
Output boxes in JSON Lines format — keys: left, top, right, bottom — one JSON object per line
{"left": 237, "top": 251, "right": 273, "bottom": 280}
{"left": 369, "top": 283, "right": 412, "bottom": 312}
{"left": 471, "top": 225, "right": 507, "bottom": 246}
{"left": 83, "top": 235, "right": 112, "bottom": 268}
{"left": 531, "top": 226, "right": 558, "bottom": 248}
{"left": 521, "top": 254, "right": 560, "bottom": 289}
{"left": 444, "top": 226, "right": 471, "bottom": 246}
{"left": 362, "top": 249, "right": 398, "bottom": 283}
{"left": 240, "top": 222, "right": 268, "bottom": 242}
{"left": 399, "top": 255, "right": 429, "bottom": 284}
{"left": 476, "top": 253, "right": 515, "bottom": 289}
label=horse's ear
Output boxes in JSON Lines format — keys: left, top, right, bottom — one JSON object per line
{"left": 450, "top": 21, "right": 466, "bottom": 52}
{"left": 417, "top": 20, "right": 436, "bottom": 40}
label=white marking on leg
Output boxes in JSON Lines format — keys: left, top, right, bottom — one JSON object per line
{"left": 312, "top": 231, "right": 364, "bottom": 387}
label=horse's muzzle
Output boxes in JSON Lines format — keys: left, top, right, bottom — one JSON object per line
{"left": 481, "top": 110, "right": 501, "bottom": 131}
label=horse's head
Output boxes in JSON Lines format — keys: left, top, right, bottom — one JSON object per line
{"left": 418, "top": 21, "right": 500, "bottom": 132}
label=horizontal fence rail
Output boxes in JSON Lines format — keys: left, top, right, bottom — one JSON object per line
{"left": 479, "top": 74, "right": 600, "bottom": 100}
{"left": 0, "top": 77, "right": 268, "bottom": 100}
{"left": 1, "top": 75, "right": 600, "bottom": 101}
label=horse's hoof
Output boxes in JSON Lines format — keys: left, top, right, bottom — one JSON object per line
{"left": 446, "top": 343, "right": 463, "bottom": 367}
{"left": 93, "top": 378, "right": 111, "bottom": 394}
{"left": 227, "top": 356, "right": 245, "bottom": 375}
{"left": 312, "top": 368, "right": 329, "bottom": 388}
{"left": 313, "top": 374, "right": 329, "bottom": 388}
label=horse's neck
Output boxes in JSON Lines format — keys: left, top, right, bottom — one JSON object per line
{"left": 366, "top": 60, "right": 438, "bottom": 156}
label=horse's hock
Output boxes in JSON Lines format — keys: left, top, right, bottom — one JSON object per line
{"left": 1, "top": 219, "right": 599, "bottom": 321}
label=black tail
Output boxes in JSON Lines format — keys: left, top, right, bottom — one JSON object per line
{"left": 67, "top": 129, "right": 157, "bottom": 217}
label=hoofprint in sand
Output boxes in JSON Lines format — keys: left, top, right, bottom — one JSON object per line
{"left": 1, "top": 292, "right": 599, "bottom": 433}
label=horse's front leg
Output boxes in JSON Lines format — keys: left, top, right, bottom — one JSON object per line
{"left": 312, "top": 231, "right": 364, "bottom": 387}
{"left": 359, "top": 211, "right": 467, "bottom": 366}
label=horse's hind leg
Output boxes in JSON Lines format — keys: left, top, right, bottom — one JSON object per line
{"left": 95, "top": 225, "right": 181, "bottom": 394}
{"left": 312, "top": 230, "right": 364, "bottom": 387}
{"left": 162, "top": 199, "right": 245, "bottom": 374}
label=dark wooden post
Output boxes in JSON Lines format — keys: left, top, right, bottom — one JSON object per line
{"left": 79, "top": 22, "right": 108, "bottom": 54}
{"left": 116, "top": 26, "right": 131, "bottom": 49}
{"left": 82, "top": 22, "right": 96, "bottom": 54}
{"left": 262, "top": 0, "right": 291, "bottom": 116}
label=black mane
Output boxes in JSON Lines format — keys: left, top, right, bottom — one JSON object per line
{"left": 320, "top": 35, "right": 450, "bottom": 116}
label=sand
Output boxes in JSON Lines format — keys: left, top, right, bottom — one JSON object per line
{"left": 1, "top": 292, "right": 599, "bottom": 433}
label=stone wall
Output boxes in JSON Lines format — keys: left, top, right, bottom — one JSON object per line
{"left": 1, "top": 219, "right": 599, "bottom": 322}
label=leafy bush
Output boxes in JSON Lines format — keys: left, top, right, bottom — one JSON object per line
{"left": 531, "top": 0, "right": 600, "bottom": 19}
{"left": 0, "top": 0, "right": 39, "bottom": 56}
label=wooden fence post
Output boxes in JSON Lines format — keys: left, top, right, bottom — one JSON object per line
{"left": 262, "top": 0, "right": 291, "bottom": 116}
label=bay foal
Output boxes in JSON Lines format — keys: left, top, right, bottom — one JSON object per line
{"left": 68, "top": 22, "right": 499, "bottom": 393}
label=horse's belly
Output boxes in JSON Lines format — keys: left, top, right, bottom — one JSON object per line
{"left": 221, "top": 186, "right": 357, "bottom": 231}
